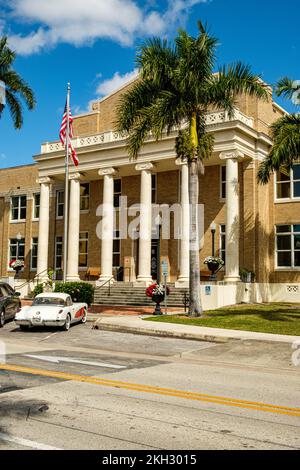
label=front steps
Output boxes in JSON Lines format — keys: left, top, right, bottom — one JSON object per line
{"left": 93, "top": 282, "right": 189, "bottom": 309}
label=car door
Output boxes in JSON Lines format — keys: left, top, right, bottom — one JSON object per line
{"left": 0, "top": 285, "right": 13, "bottom": 319}
{"left": 2, "top": 285, "right": 19, "bottom": 319}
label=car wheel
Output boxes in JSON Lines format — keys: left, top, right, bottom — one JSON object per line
{"left": 81, "top": 309, "right": 87, "bottom": 324}
{"left": 0, "top": 310, "right": 5, "bottom": 328}
{"left": 20, "top": 325, "right": 29, "bottom": 331}
{"left": 62, "top": 314, "right": 71, "bottom": 331}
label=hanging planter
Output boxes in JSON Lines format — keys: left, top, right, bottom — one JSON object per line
{"left": 9, "top": 259, "right": 25, "bottom": 276}
{"left": 145, "top": 283, "right": 170, "bottom": 315}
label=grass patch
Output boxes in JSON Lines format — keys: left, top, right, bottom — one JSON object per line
{"left": 144, "top": 303, "right": 300, "bottom": 336}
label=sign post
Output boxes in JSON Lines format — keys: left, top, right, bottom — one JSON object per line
{"left": 161, "top": 260, "right": 168, "bottom": 315}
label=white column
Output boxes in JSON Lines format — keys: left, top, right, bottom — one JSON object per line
{"left": 220, "top": 150, "right": 243, "bottom": 283}
{"left": 36, "top": 177, "right": 52, "bottom": 280}
{"left": 66, "top": 173, "right": 81, "bottom": 282}
{"left": 135, "top": 162, "right": 154, "bottom": 285}
{"left": 97, "top": 168, "right": 117, "bottom": 285}
{"left": 175, "top": 159, "right": 189, "bottom": 287}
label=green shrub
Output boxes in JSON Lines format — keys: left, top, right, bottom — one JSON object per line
{"left": 33, "top": 283, "right": 43, "bottom": 297}
{"left": 54, "top": 282, "right": 94, "bottom": 306}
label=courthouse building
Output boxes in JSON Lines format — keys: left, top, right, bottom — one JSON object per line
{"left": 1, "top": 78, "right": 300, "bottom": 304}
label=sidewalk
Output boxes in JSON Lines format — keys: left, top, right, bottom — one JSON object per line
{"left": 93, "top": 314, "right": 300, "bottom": 344}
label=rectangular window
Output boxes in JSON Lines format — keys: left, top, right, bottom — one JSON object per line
{"left": 56, "top": 190, "right": 64, "bottom": 218}
{"left": 80, "top": 183, "right": 90, "bottom": 211}
{"left": 151, "top": 174, "right": 157, "bottom": 203}
{"left": 113, "top": 230, "right": 121, "bottom": 267}
{"left": 276, "top": 164, "right": 300, "bottom": 200}
{"left": 276, "top": 225, "right": 300, "bottom": 268}
{"left": 113, "top": 179, "right": 122, "bottom": 208}
{"left": 11, "top": 195, "right": 26, "bottom": 221}
{"left": 220, "top": 166, "right": 226, "bottom": 200}
{"left": 9, "top": 238, "right": 25, "bottom": 266}
{"left": 79, "top": 232, "right": 88, "bottom": 267}
{"left": 33, "top": 193, "right": 40, "bottom": 219}
{"left": 55, "top": 236, "right": 63, "bottom": 270}
{"left": 219, "top": 224, "right": 226, "bottom": 264}
{"left": 31, "top": 237, "right": 38, "bottom": 270}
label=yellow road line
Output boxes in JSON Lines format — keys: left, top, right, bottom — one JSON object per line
{"left": 1, "top": 363, "right": 300, "bottom": 418}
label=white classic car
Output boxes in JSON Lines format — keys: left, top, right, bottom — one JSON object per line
{"left": 15, "top": 292, "right": 88, "bottom": 331}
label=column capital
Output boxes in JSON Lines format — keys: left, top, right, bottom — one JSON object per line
{"left": 69, "top": 172, "right": 82, "bottom": 181}
{"left": 98, "top": 167, "right": 118, "bottom": 177}
{"left": 219, "top": 150, "right": 244, "bottom": 161}
{"left": 175, "top": 157, "right": 188, "bottom": 166}
{"left": 135, "top": 162, "right": 155, "bottom": 172}
{"left": 37, "top": 176, "right": 53, "bottom": 185}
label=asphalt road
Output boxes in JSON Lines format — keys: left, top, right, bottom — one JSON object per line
{"left": 0, "top": 319, "right": 299, "bottom": 450}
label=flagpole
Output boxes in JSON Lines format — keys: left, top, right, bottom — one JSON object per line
{"left": 63, "top": 83, "right": 70, "bottom": 283}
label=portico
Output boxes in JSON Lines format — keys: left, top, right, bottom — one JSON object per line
{"left": 33, "top": 105, "right": 272, "bottom": 287}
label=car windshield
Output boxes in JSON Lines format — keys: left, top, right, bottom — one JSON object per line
{"left": 32, "top": 297, "right": 66, "bottom": 306}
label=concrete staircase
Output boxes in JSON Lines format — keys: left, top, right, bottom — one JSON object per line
{"left": 93, "top": 282, "right": 188, "bottom": 308}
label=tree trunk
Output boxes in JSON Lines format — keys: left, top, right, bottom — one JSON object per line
{"left": 188, "top": 158, "right": 203, "bottom": 317}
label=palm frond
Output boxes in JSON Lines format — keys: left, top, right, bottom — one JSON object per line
{"left": 5, "top": 89, "right": 23, "bottom": 129}
{"left": 275, "top": 77, "right": 297, "bottom": 99}
{"left": 258, "top": 114, "right": 300, "bottom": 184}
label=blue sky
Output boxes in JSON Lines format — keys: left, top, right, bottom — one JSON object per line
{"left": 0, "top": 0, "right": 299, "bottom": 168}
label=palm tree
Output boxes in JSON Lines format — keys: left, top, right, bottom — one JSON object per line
{"left": 0, "top": 36, "right": 35, "bottom": 128}
{"left": 117, "top": 21, "right": 268, "bottom": 316}
{"left": 257, "top": 77, "right": 300, "bottom": 183}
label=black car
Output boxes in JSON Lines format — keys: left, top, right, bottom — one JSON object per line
{"left": 0, "top": 282, "right": 21, "bottom": 327}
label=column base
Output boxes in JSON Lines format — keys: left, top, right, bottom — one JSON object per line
{"left": 34, "top": 275, "right": 49, "bottom": 283}
{"left": 96, "top": 275, "right": 114, "bottom": 287}
{"left": 134, "top": 276, "right": 153, "bottom": 287}
{"left": 66, "top": 275, "right": 81, "bottom": 282}
{"left": 223, "top": 276, "right": 241, "bottom": 284}
{"left": 175, "top": 277, "right": 189, "bottom": 288}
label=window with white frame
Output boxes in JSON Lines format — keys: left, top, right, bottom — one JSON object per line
{"left": 275, "top": 225, "right": 300, "bottom": 268}
{"left": 80, "top": 183, "right": 90, "bottom": 211}
{"left": 56, "top": 190, "right": 64, "bottom": 218}
{"left": 11, "top": 195, "right": 26, "bottom": 221}
{"left": 9, "top": 238, "right": 25, "bottom": 265}
{"left": 79, "top": 232, "right": 88, "bottom": 267}
{"left": 31, "top": 237, "right": 38, "bottom": 270}
{"left": 275, "top": 164, "right": 300, "bottom": 200}
{"left": 113, "top": 230, "right": 121, "bottom": 267}
{"left": 219, "top": 224, "right": 226, "bottom": 264}
{"left": 55, "top": 236, "right": 63, "bottom": 270}
{"left": 151, "top": 174, "right": 157, "bottom": 203}
{"left": 113, "top": 179, "right": 122, "bottom": 208}
{"left": 220, "top": 166, "right": 226, "bottom": 200}
{"left": 33, "top": 193, "right": 40, "bottom": 219}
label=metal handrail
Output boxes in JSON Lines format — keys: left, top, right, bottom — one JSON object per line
{"left": 97, "top": 275, "right": 114, "bottom": 296}
{"left": 112, "top": 266, "right": 131, "bottom": 282}
{"left": 16, "top": 267, "right": 61, "bottom": 291}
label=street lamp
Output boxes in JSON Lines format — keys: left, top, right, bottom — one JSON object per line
{"left": 210, "top": 222, "right": 216, "bottom": 257}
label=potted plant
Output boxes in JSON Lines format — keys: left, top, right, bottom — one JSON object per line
{"left": 204, "top": 256, "right": 224, "bottom": 280}
{"left": 146, "top": 283, "right": 170, "bottom": 315}
{"left": 9, "top": 259, "right": 25, "bottom": 276}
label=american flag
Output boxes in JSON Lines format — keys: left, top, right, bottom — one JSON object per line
{"left": 59, "top": 101, "right": 78, "bottom": 166}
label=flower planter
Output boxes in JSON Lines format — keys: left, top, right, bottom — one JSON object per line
{"left": 152, "top": 293, "right": 165, "bottom": 315}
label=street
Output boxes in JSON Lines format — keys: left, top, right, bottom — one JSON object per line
{"left": 0, "top": 320, "right": 299, "bottom": 450}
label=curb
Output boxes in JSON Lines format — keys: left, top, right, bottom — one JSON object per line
{"left": 92, "top": 321, "right": 231, "bottom": 343}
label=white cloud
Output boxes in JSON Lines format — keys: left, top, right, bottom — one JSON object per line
{"left": 4, "top": 0, "right": 209, "bottom": 55}
{"left": 96, "top": 69, "right": 139, "bottom": 97}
